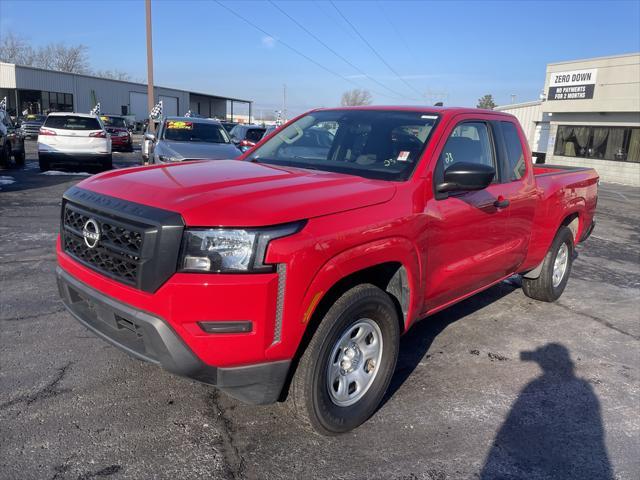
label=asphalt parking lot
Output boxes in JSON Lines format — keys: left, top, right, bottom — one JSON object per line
{"left": 0, "top": 141, "right": 638, "bottom": 480}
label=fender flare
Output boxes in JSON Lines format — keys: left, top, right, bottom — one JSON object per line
{"left": 297, "top": 236, "right": 422, "bottom": 331}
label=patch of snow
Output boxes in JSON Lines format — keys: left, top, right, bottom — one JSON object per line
{"left": 40, "top": 170, "right": 91, "bottom": 176}
{"left": 0, "top": 175, "right": 16, "bottom": 189}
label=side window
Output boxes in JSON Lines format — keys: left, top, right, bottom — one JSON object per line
{"left": 501, "top": 121, "right": 526, "bottom": 180}
{"left": 439, "top": 122, "right": 495, "bottom": 169}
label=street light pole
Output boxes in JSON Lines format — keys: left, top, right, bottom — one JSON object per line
{"left": 145, "top": 0, "right": 155, "bottom": 133}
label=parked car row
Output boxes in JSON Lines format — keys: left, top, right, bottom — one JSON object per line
{"left": 4, "top": 107, "right": 281, "bottom": 172}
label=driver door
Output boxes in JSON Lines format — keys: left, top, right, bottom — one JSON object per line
{"left": 422, "top": 116, "right": 512, "bottom": 312}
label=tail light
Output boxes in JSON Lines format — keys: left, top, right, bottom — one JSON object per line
{"left": 39, "top": 128, "right": 56, "bottom": 136}
{"left": 239, "top": 140, "right": 255, "bottom": 147}
{"left": 89, "top": 131, "right": 107, "bottom": 138}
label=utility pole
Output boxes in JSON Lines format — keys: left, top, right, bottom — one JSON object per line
{"left": 145, "top": 0, "right": 155, "bottom": 132}
{"left": 282, "top": 84, "right": 287, "bottom": 122}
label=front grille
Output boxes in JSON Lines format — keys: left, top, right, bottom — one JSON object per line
{"left": 61, "top": 186, "right": 185, "bottom": 292}
{"left": 62, "top": 203, "right": 146, "bottom": 286}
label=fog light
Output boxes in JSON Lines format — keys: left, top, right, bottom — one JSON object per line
{"left": 182, "top": 255, "right": 211, "bottom": 271}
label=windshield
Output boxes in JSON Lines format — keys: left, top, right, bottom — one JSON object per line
{"left": 24, "top": 115, "right": 46, "bottom": 123}
{"left": 162, "top": 120, "right": 230, "bottom": 143}
{"left": 101, "top": 116, "right": 127, "bottom": 128}
{"left": 246, "top": 110, "right": 439, "bottom": 181}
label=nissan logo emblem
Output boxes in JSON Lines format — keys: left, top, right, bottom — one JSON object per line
{"left": 82, "top": 219, "right": 101, "bottom": 249}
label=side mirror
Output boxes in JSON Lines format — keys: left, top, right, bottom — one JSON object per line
{"left": 144, "top": 132, "right": 156, "bottom": 142}
{"left": 436, "top": 162, "right": 495, "bottom": 193}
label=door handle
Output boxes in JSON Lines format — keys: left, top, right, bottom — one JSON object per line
{"left": 494, "top": 197, "right": 510, "bottom": 209}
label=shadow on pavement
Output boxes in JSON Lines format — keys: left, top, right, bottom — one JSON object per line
{"left": 383, "top": 279, "right": 518, "bottom": 405}
{"left": 480, "top": 343, "right": 613, "bottom": 479}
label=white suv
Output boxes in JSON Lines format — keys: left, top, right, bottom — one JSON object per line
{"left": 38, "top": 113, "right": 112, "bottom": 171}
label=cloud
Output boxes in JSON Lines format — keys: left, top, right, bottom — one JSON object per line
{"left": 261, "top": 36, "right": 276, "bottom": 48}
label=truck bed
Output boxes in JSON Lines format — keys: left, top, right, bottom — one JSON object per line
{"left": 533, "top": 164, "right": 596, "bottom": 177}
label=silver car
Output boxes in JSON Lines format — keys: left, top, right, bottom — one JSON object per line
{"left": 146, "top": 117, "right": 241, "bottom": 164}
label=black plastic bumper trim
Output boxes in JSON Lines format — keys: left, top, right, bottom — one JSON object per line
{"left": 56, "top": 266, "right": 290, "bottom": 404}
{"left": 580, "top": 220, "right": 595, "bottom": 242}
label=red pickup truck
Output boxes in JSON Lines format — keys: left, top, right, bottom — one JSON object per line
{"left": 56, "top": 107, "right": 597, "bottom": 435}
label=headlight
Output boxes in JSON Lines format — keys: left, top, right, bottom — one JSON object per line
{"left": 178, "top": 222, "right": 305, "bottom": 273}
{"left": 117, "top": 131, "right": 128, "bottom": 137}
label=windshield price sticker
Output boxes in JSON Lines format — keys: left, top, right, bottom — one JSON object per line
{"left": 397, "top": 151, "right": 410, "bottom": 161}
{"left": 167, "top": 120, "right": 193, "bottom": 130}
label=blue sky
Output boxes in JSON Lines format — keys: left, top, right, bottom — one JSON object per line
{"left": 1, "top": 0, "right": 639, "bottom": 116}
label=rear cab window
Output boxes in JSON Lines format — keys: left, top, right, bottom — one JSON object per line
{"left": 45, "top": 116, "right": 102, "bottom": 131}
{"left": 500, "top": 121, "right": 527, "bottom": 180}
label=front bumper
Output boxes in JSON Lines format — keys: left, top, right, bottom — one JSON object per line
{"left": 57, "top": 266, "right": 290, "bottom": 404}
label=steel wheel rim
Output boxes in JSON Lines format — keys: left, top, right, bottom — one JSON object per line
{"left": 326, "top": 319, "right": 384, "bottom": 407}
{"left": 552, "top": 243, "right": 569, "bottom": 287}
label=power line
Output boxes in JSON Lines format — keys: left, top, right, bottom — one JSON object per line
{"left": 267, "top": 0, "right": 418, "bottom": 101}
{"left": 330, "top": 0, "right": 425, "bottom": 99}
{"left": 212, "top": 0, "right": 403, "bottom": 101}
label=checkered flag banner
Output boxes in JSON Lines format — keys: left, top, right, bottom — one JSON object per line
{"left": 184, "top": 110, "right": 192, "bottom": 118}
{"left": 149, "top": 100, "right": 163, "bottom": 119}
{"left": 89, "top": 102, "right": 101, "bottom": 115}
{"left": 0, "top": 97, "right": 6, "bottom": 111}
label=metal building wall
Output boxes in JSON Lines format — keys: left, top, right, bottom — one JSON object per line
{"left": 0, "top": 63, "right": 17, "bottom": 88}
{"left": 494, "top": 101, "right": 544, "bottom": 151}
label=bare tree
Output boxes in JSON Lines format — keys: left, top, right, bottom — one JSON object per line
{"left": 0, "top": 32, "right": 35, "bottom": 65}
{"left": 0, "top": 31, "right": 92, "bottom": 75}
{"left": 35, "top": 43, "right": 90, "bottom": 74}
{"left": 341, "top": 88, "right": 373, "bottom": 107}
{"left": 477, "top": 94, "right": 497, "bottom": 110}
{"left": 93, "top": 69, "right": 133, "bottom": 81}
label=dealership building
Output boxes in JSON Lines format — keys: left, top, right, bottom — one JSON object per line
{"left": 0, "top": 62, "right": 253, "bottom": 122}
{"left": 496, "top": 53, "right": 640, "bottom": 185}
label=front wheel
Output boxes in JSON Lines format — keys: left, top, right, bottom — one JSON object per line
{"left": 522, "top": 226, "right": 574, "bottom": 302}
{"left": 289, "top": 284, "right": 400, "bottom": 435}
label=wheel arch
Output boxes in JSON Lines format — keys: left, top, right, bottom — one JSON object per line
{"left": 278, "top": 239, "right": 421, "bottom": 401}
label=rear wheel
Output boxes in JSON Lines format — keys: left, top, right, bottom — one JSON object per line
{"left": 289, "top": 284, "right": 400, "bottom": 435}
{"left": 38, "top": 154, "right": 50, "bottom": 172}
{"left": 14, "top": 147, "right": 25, "bottom": 166}
{"left": 101, "top": 155, "right": 113, "bottom": 171}
{"left": 0, "top": 142, "right": 10, "bottom": 167}
{"left": 522, "top": 226, "right": 574, "bottom": 302}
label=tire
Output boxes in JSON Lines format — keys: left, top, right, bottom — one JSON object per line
{"left": 289, "top": 284, "right": 400, "bottom": 435}
{"left": 38, "top": 154, "right": 50, "bottom": 172}
{"left": 14, "top": 147, "right": 25, "bottom": 166}
{"left": 0, "top": 142, "right": 10, "bottom": 167}
{"left": 101, "top": 155, "right": 113, "bottom": 171}
{"left": 522, "top": 226, "right": 574, "bottom": 302}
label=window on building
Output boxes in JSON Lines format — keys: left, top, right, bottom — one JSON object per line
{"left": 501, "top": 121, "right": 526, "bottom": 180}
{"left": 554, "top": 125, "right": 640, "bottom": 163}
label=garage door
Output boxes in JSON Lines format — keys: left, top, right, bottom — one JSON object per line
{"left": 159, "top": 96, "right": 178, "bottom": 116}
{"left": 129, "top": 92, "right": 148, "bottom": 121}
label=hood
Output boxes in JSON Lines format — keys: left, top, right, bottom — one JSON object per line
{"left": 158, "top": 140, "right": 242, "bottom": 160}
{"left": 77, "top": 160, "right": 397, "bottom": 226}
